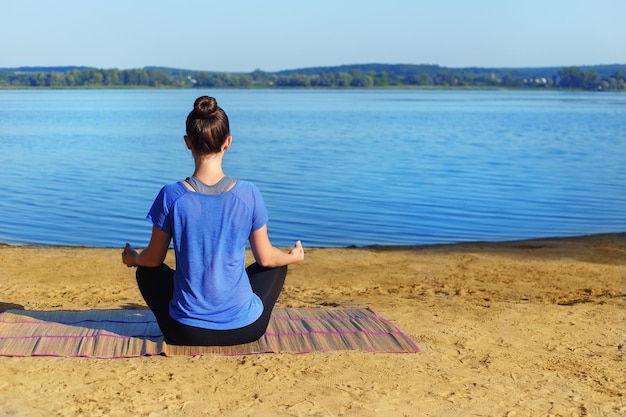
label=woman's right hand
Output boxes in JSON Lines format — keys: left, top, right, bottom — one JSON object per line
{"left": 122, "top": 243, "right": 139, "bottom": 267}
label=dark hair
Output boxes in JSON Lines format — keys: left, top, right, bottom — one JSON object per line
{"left": 185, "top": 96, "right": 230, "bottom": 155}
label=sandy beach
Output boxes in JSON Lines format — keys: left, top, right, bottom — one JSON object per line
{"left": 0, "top": 233, "right": 624, "bottom": 416}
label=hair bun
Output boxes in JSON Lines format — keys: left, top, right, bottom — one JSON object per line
{"left": 193, "top": 96, "right": 218, "bottom": 117}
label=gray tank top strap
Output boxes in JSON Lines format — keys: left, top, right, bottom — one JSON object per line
{"left": 185, "top": 175, "right": 235, "bottom": 194}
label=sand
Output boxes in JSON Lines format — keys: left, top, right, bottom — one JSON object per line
{"left": 0, "top": 233, "right": 624, "bottom": 417}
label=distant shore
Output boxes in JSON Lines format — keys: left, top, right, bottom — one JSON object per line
{"left": 2, "top": 63, "right": 625, "bottom": 91}
{"left": 1, "top": 84, "right": 623, "bottom": 92}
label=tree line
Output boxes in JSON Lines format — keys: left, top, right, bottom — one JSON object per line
{"left": 1, "top": 65, "right": 624, "bottom": 91}
{"left": 0, "top": 68, "right": 171, "bottom": 87}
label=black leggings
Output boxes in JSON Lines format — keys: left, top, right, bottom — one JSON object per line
{"left": 136, "top": 263, "right": 287, "bottom": 346}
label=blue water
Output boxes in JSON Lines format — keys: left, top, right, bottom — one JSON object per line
{"left": 0, "top": 89, "right": 624, "bottom": 248}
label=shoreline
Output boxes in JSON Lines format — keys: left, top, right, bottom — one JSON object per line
{"left": 1, "top": 232, "right": 624, "bottom": 416}
{"left": 4, "top": 85, "right": 617, "bottom": 91}
{"left": 1, "top": 230, "right": 624, "bottom": 251}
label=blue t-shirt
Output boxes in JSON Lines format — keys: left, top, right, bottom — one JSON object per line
{"left": 147, "top": 180, "right": 268, "bottom": 330}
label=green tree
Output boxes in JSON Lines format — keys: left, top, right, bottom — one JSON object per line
{"left": 316, "top": 73, "right": 336, "bottom": 87}
{"left": 582, "top": 70, "right": 600, "bottom": 89}
{"left": 433, "top": 71, "right": 459, "bottom": 86}
{"left": 405, "top": 74, "right": 432, "bottom": 86}
{"left": 52, "top": 72, "right": 68, "bottom": 86}
{"left": 65, "top": 69, "right": 80, "bottom": 86}
{"left": 103, "top": 69, "right": 121, "bottom": 86}
{"left": 349, "top": 70, "right": 373, "bottom": 87}
{"left": 558, "top": 66, "right": 600, "bottom": 89}
{"left": 334, "top": 72, "right": 352, "bottom": 87}
{"left": 29, "top": 72, "right": 46, "bottom": 87}
{"left": 276, "top": 73, "right": 310, "bottom": 87}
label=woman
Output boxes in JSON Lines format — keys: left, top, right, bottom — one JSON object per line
{"left": 122, "top": 95, "right": 304, "bottom": 346}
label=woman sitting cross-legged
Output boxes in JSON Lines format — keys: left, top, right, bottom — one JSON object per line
{"left": 122, "top": 95, "right": 304, "bottom": 346}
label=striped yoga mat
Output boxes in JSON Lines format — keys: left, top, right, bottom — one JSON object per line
{"left": 0, "top": 307, "right": 419, "bottom": 358}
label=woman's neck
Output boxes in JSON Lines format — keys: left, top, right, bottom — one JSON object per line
{"left": 192, "top": 153, "right": 225, "bottom": 186}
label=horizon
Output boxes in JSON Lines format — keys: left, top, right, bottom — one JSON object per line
{"left": 2, "top": 1, "right": 625, "bottom": 73}
{"left": 3, "top": 62, "right": 625, "bottom": 75}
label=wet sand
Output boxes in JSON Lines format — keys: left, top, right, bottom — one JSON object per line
{"left": 0, "top": 233, "right": 624, "bottom": 416}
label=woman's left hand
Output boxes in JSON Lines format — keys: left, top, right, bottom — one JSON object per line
{"left": 288, "top": 240, "right": 305, "bottom": 264}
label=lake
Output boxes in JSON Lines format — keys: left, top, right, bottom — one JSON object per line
{"left": 0, "top": 89, "right": 624, "bottom": 248}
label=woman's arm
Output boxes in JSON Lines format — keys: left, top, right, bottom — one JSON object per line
{"left": 249, "top": 225, "right": 304, "bottom": 268}
{"left": 122, "top": 226, "right": 172, "bottom": 268}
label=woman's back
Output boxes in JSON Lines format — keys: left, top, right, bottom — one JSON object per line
{"left": 149, "top": 180, "right": 268, "bottom": 329}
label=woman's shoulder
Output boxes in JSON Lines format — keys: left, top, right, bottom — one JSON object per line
{"left": 231, "top": 180, "right": 263, "bottom": 195}
{"left": 230, "top": 180, "right": 264, "bottom": 202}
{"left": 232, "top": 179, "right": 256, "bottom": 190}
{"left": 157, "top": 181, "right": 190, "bottom": 200}
{"left": 162, "top": 181, "right": 189, "bottom": 193}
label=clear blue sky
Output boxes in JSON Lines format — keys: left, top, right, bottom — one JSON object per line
{"left": 2, "top": 0, "right": 624, "bottom": 72}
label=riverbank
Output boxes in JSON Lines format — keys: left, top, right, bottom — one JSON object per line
{"left": 1, "top": 233, "right": 624, "bottom": 416}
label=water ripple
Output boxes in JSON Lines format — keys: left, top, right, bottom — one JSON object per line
{"left": 1, "top": 89, "right": 625, "bottom": 247}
